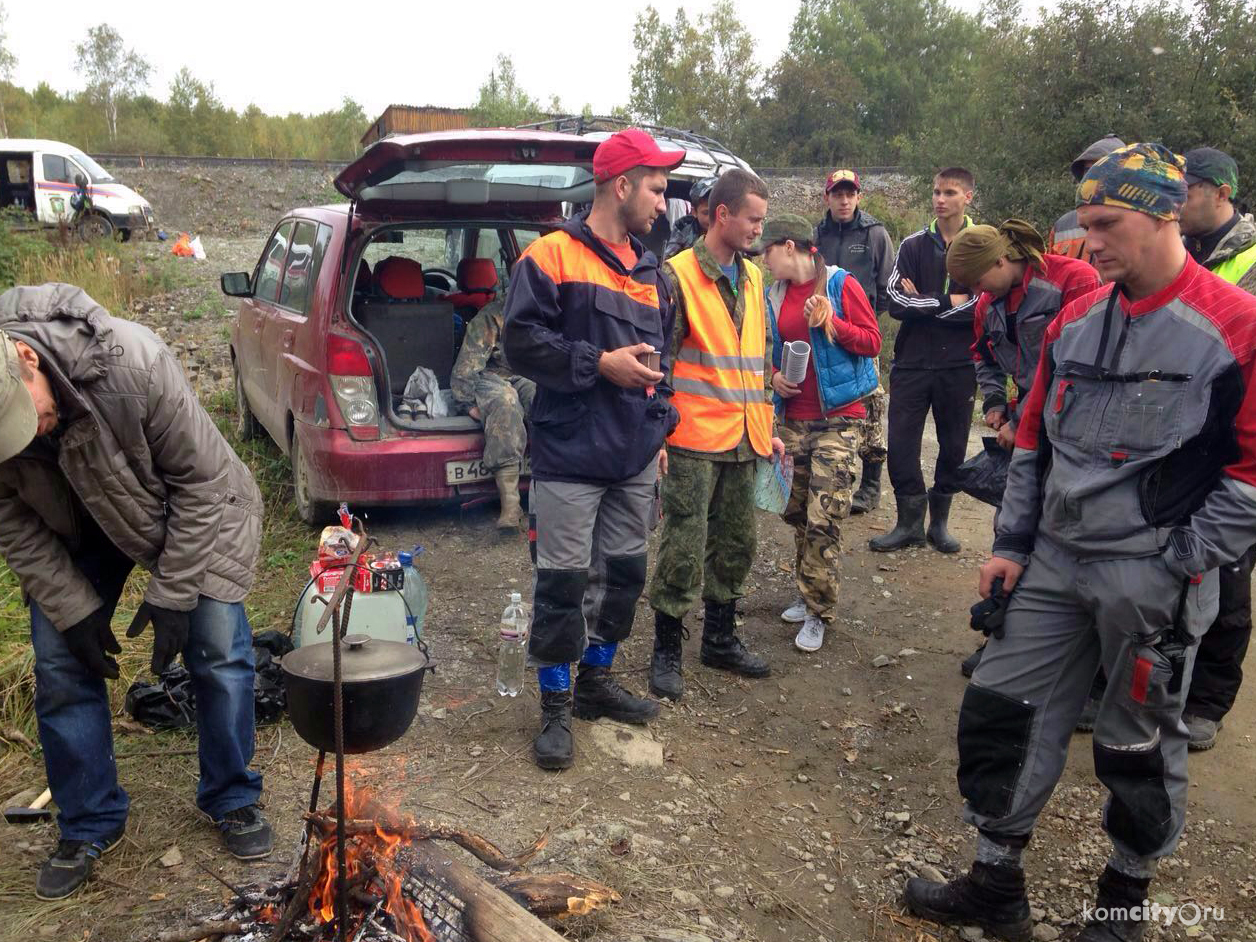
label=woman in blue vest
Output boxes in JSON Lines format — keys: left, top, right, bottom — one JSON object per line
{"left": 761, "top": 214, "right": 882, "bottom": 651}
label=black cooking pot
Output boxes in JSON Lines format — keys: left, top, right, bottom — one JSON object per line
{"left": 281, "top": 634, "right": 433, "bottom": 753}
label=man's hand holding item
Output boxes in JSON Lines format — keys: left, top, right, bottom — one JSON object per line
{"left": 599, "top": 343, "right": 664, "bottom": 389}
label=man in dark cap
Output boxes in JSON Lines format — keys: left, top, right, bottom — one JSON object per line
{"left": 905, "top": 143, "right": 1256, "bottom": 942}
{"left": 1048, "top": 135, "right": 1126, "bottom": 259}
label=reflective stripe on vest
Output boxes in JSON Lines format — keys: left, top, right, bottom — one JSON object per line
{"left": 667, "top": 249, "right": 773, "bottom": 457}
{"left": 1211, "top": 242, "right": 1256, "bottom": 287}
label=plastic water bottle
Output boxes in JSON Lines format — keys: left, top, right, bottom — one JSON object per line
{"left": 496, "top": 592, "right": 528, "bottom": 697}
{"left": 398, "top": 548, "right": 428, "bottom": 645}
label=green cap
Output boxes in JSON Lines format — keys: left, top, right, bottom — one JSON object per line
{"left": 0, "top": 330, "right": 38, "bottom": 464}
{"left": 1184, "top": 147, "right": 1239, "bottom": 198}
{"left": 749, "top": 213, "right": 814, "bottom": 255}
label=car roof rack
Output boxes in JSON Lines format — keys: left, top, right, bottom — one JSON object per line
{"left": 518, "top": 115, "right": 740, "bottom": 175}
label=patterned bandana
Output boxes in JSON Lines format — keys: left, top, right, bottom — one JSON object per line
{"left": 1076, "top": 143, "right": 1188, "bottom": 221}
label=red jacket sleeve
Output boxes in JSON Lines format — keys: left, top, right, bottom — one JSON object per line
{"left": 830, "top": 275, "right": 882, "bottom": 357}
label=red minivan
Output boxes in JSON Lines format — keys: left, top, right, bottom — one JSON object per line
{"left": 221, "top": 129, "right": 599, "bottom": 524}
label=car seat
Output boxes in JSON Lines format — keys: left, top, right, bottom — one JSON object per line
{"left": 445, "top": 258, "right": 499, "bottom": 312}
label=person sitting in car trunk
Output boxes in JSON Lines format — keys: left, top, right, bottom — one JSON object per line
{"left": 451, "top": 299, "right": 536, "bottom": 530}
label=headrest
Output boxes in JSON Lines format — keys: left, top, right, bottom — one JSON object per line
{"left": 375, "top": 256, "right": 426, "bottom": 299}
{"left": 457, "top": 258, "right": 498, "bottom": 293}
{"left": 355, "top": 258, "right": 372, "bottom": 292}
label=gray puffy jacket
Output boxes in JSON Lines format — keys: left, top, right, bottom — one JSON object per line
{"left": 0, "top": 284, "right": 262, "bottom": 630}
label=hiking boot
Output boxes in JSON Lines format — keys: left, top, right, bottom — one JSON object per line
{"left": 534, "top": 689, "right": 574, "bottom": 770}
{"left": 700, "top": 601, "right": 770, "bottom": 678}
{"left": 869, "top": 494, "right": 927, "bottom": 552}
{"left": 851, "top": 459, "right": 883, "bottom": 515}
{"left": 1075, "top": 866, "right": 1151, "bottom": 941}
{"left": 781, "top": 597, "right": 807, "bottom": 623}
{"left": 573, "top": 663, "right": 660, "bottom": 724}
{"left": 926, "top": 489, "right": 961, "bottom": 553}
{"left": 1076, "top": 696, "right": 1101, "bottom": 732}
{"left": 495, "top": 465, "right": 522, "bottom": 530}
{"left": 1183, "top": 714, "right": 1221, "bottom": 751}
{"left": 794, "top": 614, "right": 826, "bottom": 653}
{"left": 903, "top": 860, "right": 1031, "bottom": 942}
{"left": 35, "top": 829, "right": 125, "bottom": 901}
{"left": 962, "top": 641, "right": 986, "bottom": 678}
{"left": 214, "top": 805, "right": 273, "bottom": 860}
{"left": 649, "top": 611, "right": 688, "bottom": 701}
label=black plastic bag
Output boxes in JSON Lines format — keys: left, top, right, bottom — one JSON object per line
{"left": 956, "top": 436, "right": 1011, "bottom": 507}
{"left": 124, "top": 630, "right": 295, "bottom": 730}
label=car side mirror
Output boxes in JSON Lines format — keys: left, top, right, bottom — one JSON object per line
{"left": 221, "top": 272, "right": 252, "bottom": 297}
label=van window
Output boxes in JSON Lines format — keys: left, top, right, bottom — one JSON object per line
{"left": 42, "top": 154, "right": 74, "bottom": 184}
{"left": 278, "top": 221, "right": 325, "bottom": 314}
{"left": 255, "top": 221, "right": 293, "bottom": 303}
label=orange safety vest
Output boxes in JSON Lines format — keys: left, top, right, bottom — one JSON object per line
{"left": 666, "top": 249, "right": 774, "bottom": 457}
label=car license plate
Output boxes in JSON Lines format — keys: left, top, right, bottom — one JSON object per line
{"left": 445, "top": 457, "right": 529, "bottom": 484}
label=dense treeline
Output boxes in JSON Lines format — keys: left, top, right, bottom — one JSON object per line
{"left": 1, "top": 1, "right": 1253, "bottom": 228}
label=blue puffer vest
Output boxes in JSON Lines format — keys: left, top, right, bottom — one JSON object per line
{"left": 766, "top": 266, "right": 878, "bottom": 417}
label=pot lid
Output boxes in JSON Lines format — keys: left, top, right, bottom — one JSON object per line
{"left": 281, "top": 634, "right": 429, "bottom": 684}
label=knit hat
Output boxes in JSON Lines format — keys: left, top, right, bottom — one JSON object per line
{"left": 946, "top": 219, "right": 1046, "bottom": 286}
{"left": 1076, "top": 143, "right": 1188, "bottom": 221}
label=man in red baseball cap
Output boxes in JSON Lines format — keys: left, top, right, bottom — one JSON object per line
{"left": 502, "top": 128, "right": 684, "bottom": 771}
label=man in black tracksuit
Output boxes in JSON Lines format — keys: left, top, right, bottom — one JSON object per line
{"left": 814, "top": 169, "right": 895, "bottom": 514}
{"left": 871, "top": 168, "right": 977, "bottom": 554}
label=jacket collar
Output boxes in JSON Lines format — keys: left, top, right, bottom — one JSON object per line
{"left": 819, "top": 209, "right": 871, "bottom": 233}
{"left": 1118, "top": 254, "right": 1198, "bottom": 317}
{"left": 692, "top": 234, "right": 749, "bottom": 289}
{"left": 928, "top": 215, "right": 973, "bottom": 248}
{"left": 1200, "top": 212, "right": 1256, "bottom": 267}
{"left": 562, "top": 210, "right": 652, "bottom": 276}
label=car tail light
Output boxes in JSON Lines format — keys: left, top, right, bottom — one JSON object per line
{"left": 327, "top": 334, "right": 379, "bottom": 440}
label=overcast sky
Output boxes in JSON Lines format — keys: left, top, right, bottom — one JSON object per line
{"left": 7, "top": 0, "right": 1042, "bottom": 119}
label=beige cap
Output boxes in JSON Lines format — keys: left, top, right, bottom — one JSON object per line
{"left": 0, "top": 330, "right": 38, "bottom": 463}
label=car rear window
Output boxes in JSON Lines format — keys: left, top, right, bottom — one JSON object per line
{"left": 358, "top": 162, "right": 593, "bottom": 205}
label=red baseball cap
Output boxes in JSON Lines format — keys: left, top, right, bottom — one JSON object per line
{"left": 593, "top": 129, "right": 686, "bottom": 183}
{"left": 825, "top": 169, "right": 862, "bottom": 193}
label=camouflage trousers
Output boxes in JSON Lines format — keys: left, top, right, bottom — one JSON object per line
{"left": 780, "top": 416, "right": 860, "bottom": 622}
{"left": 648, "top": 453, "right": 757, "bottom": 618}
{"left": 858, "top": 382, "right": 888, "bottom": 464}
{"left": 473, "top": 373, "right": 536, "bottom": 472}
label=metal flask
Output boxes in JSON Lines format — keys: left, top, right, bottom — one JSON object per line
{"left": 282, "top": 634, "right": 433, "bottom": 753}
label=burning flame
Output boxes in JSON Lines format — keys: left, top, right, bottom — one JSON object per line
{"left": 309, "top": 765, "right": 434, "bottom": 942}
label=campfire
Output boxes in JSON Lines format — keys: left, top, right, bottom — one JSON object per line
{"left": 163, "top": 761, "right": 619, "bottom": 942}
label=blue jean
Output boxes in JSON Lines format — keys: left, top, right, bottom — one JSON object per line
{"left": 31, "top": 559, "right": 262, "bottom": 842}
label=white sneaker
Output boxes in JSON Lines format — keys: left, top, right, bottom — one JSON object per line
{"left": 781, "top": 597, "right": 807, "bottom": 623}
{"left": 794, "top": 614, "right": 825, "bottom": 652}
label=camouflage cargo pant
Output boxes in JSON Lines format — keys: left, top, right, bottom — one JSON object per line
{"left": 780, "top": 416, "right": 860, "bottom": 622}
{"left": 858, "top": 382, "right": 888, "bottom": 463}
{"left": 648, "top": 452, "right": 757, "bottom": 619}
{"left": 473, "top": 373, "right": 536, "bottom": 471}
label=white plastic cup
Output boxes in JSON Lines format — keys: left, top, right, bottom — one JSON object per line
{"left": 782, "top": 340, "right": 811, "bottom": 384}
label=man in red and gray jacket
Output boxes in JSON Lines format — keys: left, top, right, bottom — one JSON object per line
{"left": 906, "top": 144, "right": 1256, "bottom": 942}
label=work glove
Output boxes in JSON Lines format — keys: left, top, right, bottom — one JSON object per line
{"left": 64, "top": 607, "right": 123, "bottom": 680}
{"left": 127, "top": 602, "right": 191, "bottom": 675}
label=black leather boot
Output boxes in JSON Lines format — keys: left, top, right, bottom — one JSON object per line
{"left": 700, "top": 601, "right": 770, "bottom": 677}
{"left": 868, "top": 494, "right": 927, "bottom": 552}
{"left": 649, "top": 611, "right": 688, "bottom": 701}
{"left": 1076, "top": 866, "right": 1151, "bottom": 941}
{"left": 903, "top": 860, "right": 1032, "bottom": 941}
{"left": 573, "top": 663, "right": 660, "bottom": 724}
{"left": 533, "top": 689, "right": 574, "bottom": 770}
{"left": 850, "top": 459, "right": 883, "bottom": 515}
{"left": 926, "top": 489, "right": 962, "bottom": 553}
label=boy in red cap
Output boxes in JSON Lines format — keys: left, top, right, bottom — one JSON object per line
{"left": 503, "top": 129, "right": 684, "bottom": 770}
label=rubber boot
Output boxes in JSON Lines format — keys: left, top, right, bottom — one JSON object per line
{"left": 649, "top": 611, "right": 688, "bottom": 701}
{"left": 868, "top": 494, "right": 927, "bottom": 552}
{"left": 850, "top": 459, "right": 883, "bottom": 515}
{"left": 961, "top": 641, "right": 986, "bottom": 678}
{"left": 573, "top": 663, "right": 660, "bottom": 724}
{"left": 903, "top": 860, "right": 1032, "bottom": 942}
{"left": 700, "top": 601, "right": 770, "bottom": 677}
{"left": 495, "top": 465, "right": 522, "bottom": 530}
{"left": 1076, "top": 866, "right": 1151, "bottom": 941}
{"left": 533, "top": 689, "right": 573, "bottom": 770}
{"left": 926, "top": 489, "right": 962, "bottom": 553}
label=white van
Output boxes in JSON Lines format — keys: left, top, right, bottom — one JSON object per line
{"left": 0, "top": 139, "right": 155, "bottom": 240}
